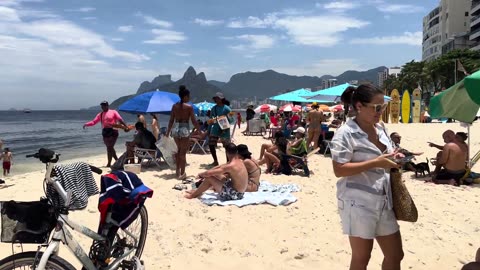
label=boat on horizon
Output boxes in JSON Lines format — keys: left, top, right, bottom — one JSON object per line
{"left": 23, "top": 108, "right": 32, "bottom": 113}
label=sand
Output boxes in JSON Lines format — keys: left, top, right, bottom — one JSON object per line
{"left": 1, "top": 122, "right": 480, "bottom": 269}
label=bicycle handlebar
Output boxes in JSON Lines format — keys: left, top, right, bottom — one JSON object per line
{"left": 89, "top": 165, "right": 102, "bottom": 175}
{"left": 26, "top": 148, "right": 103, "bottom": 174}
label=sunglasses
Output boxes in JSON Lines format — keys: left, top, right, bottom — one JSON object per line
{"left": 363, "top": 103, "right": 388, "bottom": 113}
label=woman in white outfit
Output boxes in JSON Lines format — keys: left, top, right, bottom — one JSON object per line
{"left": 331, "top": 84, "right": 404, "bottom": 270}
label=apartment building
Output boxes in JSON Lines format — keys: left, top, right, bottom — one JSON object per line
{"left": 470, "top": 0, "right": 480, "bottom": 50}
{"left": 423, "top": 0, "right": 471, "bottom": 61}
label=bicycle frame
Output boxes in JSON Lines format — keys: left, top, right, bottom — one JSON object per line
{"left": 35, "top": 161, "right": 138, "bottom": 270}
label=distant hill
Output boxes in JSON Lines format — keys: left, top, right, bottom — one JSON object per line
{"left": 107, "top": 65, "right": 387, "bottom": 109}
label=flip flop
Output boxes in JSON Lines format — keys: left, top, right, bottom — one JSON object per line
{"left": 172, "top": 184, "right": 187, "bottom": 191}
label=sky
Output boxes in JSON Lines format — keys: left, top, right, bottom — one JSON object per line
{"left": 0, "top": 0, "right": 439, "bottom": 110}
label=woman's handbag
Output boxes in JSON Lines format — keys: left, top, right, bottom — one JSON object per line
{"left": 390, "top": 168, "right": 418, "bottom": 222}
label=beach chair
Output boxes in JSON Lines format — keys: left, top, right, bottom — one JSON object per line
{"left": 322, "top": 140, "right": 332, "bottom": 156}
{"left": 190, "top": 136, "right": 208, "bottom": 154}
{"left": 280, "top": 148, "right": 318, "bottom": 177}
{"left": 243, "top": 119, "right": 267, "bottom": 136}
{"left": 134, "top": 147, "right": 162, "bottom": 169}
{"left": 230, "top": 120, "right": 237, "bottom": 142}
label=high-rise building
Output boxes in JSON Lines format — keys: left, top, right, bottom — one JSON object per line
{"left": 422, "top": 0, "right": 471, "bottom": 61}
{"left": 377, "top": 68, "right": 388, "bottom": 88}
{"left": 470, "top": 0, "right": 480, "bottom": 50}
{"left": 388, "top": 67, "right": 402, "bottom": 78}
{"left": 322, "top": 79, "right": 337, "bottom": 89}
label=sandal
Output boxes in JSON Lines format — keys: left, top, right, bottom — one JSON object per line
{"left": 172, "top": 184, "right": 187, "bottom": 191}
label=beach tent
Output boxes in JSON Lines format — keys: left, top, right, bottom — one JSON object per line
{"left": 119, "top": 90, "right": 199, "bottom": 115}
{"left": 269, "top": 88, "right": 331, "bottom": 103}
{"left": 304, "top": 83, "right": 391, "bottom": 102}
{"left": 430, "top": 70, "right": 480, "bottom": 166}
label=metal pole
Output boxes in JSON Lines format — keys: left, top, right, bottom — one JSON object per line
{"left": 454, "top": 59, "right": 457, "bottom": 84}
{"left": 468, "top": 124, "right": 472, "bottom": 168}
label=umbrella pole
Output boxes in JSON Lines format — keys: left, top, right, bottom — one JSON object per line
{"left": 468, "top": 124, "right": 472, "bottom": 168}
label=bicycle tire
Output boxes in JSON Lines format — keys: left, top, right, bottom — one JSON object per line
{"left": 0, "top": 251, "right": 76, "bottom": 270}
{"left": 110, "top": 205, "right": 148, "bottom": 260}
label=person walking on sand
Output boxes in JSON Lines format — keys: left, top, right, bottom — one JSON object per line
{"left": 306, "top": 102, "right": 324, "bottom": 150}
{"left": 331, "top": 84, "right": 404, "bottom": 270}
{"left": 237, "top": 112, "right": 242, "bottom": 129}
{"left": 151, "top": 113, "right": 160, "bottom": 141}
{"left": 244, "top": 105, "right": 255, "bottom": 133}
{"left": 83, "top": 101, "right": 128, "bottom": 167}
{"left": 207, "top": 92, "right": 233, "bottom": 167}
{"left": 185, "top": 143, "right": 248, "bottom": 200}
{"left": 1, "top": 148, "right": 13, "bottom": 176}
{"left": 166, "top": 85, "right": 200, "bottom": 180}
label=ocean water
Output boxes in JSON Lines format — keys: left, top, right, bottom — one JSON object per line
{"left": 0, "top": 110, "right": 171, "bottom": 175}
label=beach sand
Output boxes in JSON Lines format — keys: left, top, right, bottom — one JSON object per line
{"left": 1, "top": 122, "right": 480, "bottom": 269}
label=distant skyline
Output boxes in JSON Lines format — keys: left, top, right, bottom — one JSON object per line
{"left": 0, "top": 0, "right": 437, "bottom": 110}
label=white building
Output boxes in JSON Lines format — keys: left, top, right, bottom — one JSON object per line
{"left": 423, "top": 0, "right": 472, "bottom": 61}
{"left": 377, "top": 68, "right": 389, "bottom": 88}
{"left": 388, "top": 67, "right": 402, "bottom": 78}
{"left": 470, "top": 0, "right": 480, "bottom": 50}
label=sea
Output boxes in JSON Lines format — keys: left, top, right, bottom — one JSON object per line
{"left": 0, "top": 110, "right": 247, "bottom": 175}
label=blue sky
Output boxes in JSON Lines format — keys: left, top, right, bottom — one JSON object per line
{"left": 0, "top": 0, "right": 438, "bottom": 109}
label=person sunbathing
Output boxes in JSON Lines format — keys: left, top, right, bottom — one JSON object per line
{"left": 259, "top": 130, "right": 284, "bottom": 160}
{"left": 432, "top": 133, "right": 468, "bottom": 185}
{"left": 237, "top": 144, "right": 261, "bottom": 192}
{"left": 185, "top": 143, "right": 248, "bottom": 200}
{"left": 258, "top": 136, "right": 288, "bottom": 173}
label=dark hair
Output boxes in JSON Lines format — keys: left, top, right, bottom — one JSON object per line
{"left": 456, "top": 132, "right": 468, "bottom": 142}
{"left": 225, "top": 143, "right": 238, "bottom": 155}
{"left": 179, "top": 85, "right": 190, "bottom": 104}
{"left": 135, "top": 121, "right": 145, "bottom": 130}
{"left": 223, "top": 99, "right": 231, "bottom": 106}
{"left": 276, "top": 137, "right": 288, "bottom": 154}
{"left": 151, "top": 113, "right": 158, "bottom": 120}
{"left": 270, "top": 111, "right": 274, "bottom": 116}
{"left": 340, "top": 84, "right": 384, "bottom": 112}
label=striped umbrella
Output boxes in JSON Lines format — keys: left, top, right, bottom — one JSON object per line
{"left": 279, "top": 103, "right": 301, "bottom": 112}
{"left": 254, "top": 104, "right": 277, "bottom": 113}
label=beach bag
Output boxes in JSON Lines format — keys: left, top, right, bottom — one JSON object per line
{"left": 390, "top": 169, "right": 418, "bottom": 222}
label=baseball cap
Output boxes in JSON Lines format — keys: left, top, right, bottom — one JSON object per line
{"left": 100, "top": 101, "right": 109, "bottom": 106}
{"left": 213, "top": 92, "right": 224, "bottom": 99}
{"left": 293, "top": 127, "right": 306, "bottom": 134}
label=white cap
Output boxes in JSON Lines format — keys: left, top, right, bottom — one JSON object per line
{"left": 293, "top": 127, "right": 305, "bottom": 134}
{"left": 213, "top": 92, "right": 224, "bottom": 99}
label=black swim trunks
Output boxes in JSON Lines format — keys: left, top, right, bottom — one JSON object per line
{"left": 218, "top": 179, "right": 244, "bottom": 201}
{"left": 436, "top": 169, "right": 467, "bottom": 185}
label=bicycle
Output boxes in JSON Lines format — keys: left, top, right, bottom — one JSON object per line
{"left": 0, "top": 148, "right": 149, "bottom": 270}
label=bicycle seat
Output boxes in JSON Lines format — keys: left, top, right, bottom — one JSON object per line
{"left": 38, "top": 148, "right": 59, "bottom": 163}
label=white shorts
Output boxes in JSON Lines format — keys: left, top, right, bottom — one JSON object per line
{"left": 338, "top": 196, "right": 399, "bottom": 240}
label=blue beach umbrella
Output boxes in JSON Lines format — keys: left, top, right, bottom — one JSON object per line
{"left": 119, "top": 90, "right": 199, "bottom": 115}
{"left": 194, "top": 101, "right": 215, "bottom": 114}
{"left": 304, "top": 83, "right": 391, "bottom": 102}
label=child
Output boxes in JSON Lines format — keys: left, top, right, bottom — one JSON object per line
{"left": 237, "top": 112, "right": 242, "bottom": 128}
{"left": 1, "top": 148, "right": 12, "bottom": 176}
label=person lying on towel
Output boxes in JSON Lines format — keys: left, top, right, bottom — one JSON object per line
{"left": 185, "top": 143, "right": 248, "bottom": 201}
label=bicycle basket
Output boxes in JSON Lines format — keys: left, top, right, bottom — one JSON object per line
{"left": 1, "top": 199, "right": 57, "bottom": 244}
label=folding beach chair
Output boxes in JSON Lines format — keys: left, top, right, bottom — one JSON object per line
{"left": 190, "top": 137, "right": 208, "bottom": 154}
{"left": 134, "top": 147, "right": 162, "bottom": 169}
{"left": 230, "top": 120, "right": 237, "bottom": 143}
{"left": 322, "top": 140, "right": 332, "bottom": 156}
{"left": 280, "top": 148, "right": 318, "bottom": 177}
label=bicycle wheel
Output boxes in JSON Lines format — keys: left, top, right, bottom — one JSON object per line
{"left": 110, "top": 205, "right": 148, "bottom": 260}
{"left": 0, "top": 251, "right": 75, "bottom": 270}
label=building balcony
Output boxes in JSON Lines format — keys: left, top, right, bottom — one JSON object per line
{"left": 472, "top": 15, "right": 480, "bottom": 26}
{"left": 471, "top": 43, "right": 480, "bottom": 51}
{"left": 470, "top": 27, "right": 480, "bottom": 41}
{"left": 473, "top": 1, "right": 480, "bottom": 16}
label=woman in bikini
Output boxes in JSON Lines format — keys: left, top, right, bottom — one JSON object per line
{"left": 166, "top": 85, "right": 200, "bottom": 180}
{"left": 237, "top": 144, "right": 261, "bottom": 192}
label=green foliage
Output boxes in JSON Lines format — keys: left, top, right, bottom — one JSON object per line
{"left": 384, "top": 49, "right": 480, "bottom": 96}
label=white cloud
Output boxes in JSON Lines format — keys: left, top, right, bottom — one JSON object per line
{"left": 274, "top": 16, "right": 369, "bottom": 46}
{"left": 65, "top": 7, "right": 96, "bottom": 13}
{"left": 143, "top": 29, "right": 187, "bottom": 44}
{"left": 0, "top": 6, "right": 21, "bottom": 22}
{"left": 171, "top": 51, "right": 191, "bottom": 57}
{"left": 83, "top": 16, "right": 96, "bottom": 21}
{"left": 194, "top": 18, "right": 223, "bottom": 26}
{"left": 143, "top": 15, "right": 172, "bottom": 28}
{"left": 227, "top": 15, "right": 276, "bottom": 28}
{"left": 272, "top": 59, "right": 364, "bottom": 77}
{"left": 1, "top": 0, "right": 44, "bottom": 7}
{"left": 111, "top": 37, "right": 124, "bottom": 42}
{"left": 350, "top": 31, "right": 422, "bottom": 46}
{"left": 377, "top": 4, "right": 424, "bottom": 13}
{"left": 117, "top": 25, "right": 133, "bottom": 32}
{"left": 230, "top": 35, "right": 275, "bottom": 50}
{"left": 320, "top": 1, "right": 359, "bottom": 11}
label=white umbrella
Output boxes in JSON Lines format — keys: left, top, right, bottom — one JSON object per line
{"left": 254, "top": 104, "right": 277, "bottom": 113}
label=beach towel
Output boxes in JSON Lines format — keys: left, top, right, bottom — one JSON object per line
{"left": 46, "top": 162, "right": 99, "bottom": 210}
{"left": 200, "top": 181, "right": 300, "bottom": 207}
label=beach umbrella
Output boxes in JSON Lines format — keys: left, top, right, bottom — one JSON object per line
{"left": 330, "top": 104, "right": 344, "bottom": 111}
{"left": 254, "top": 104, "right": 277, "bottom": 113}
{"left": 195, "top": 101, "right": 215, "bottom": 113}
{"left": 119, "top": 90, "right": 199, "bottom": 115}
{"left": 319, "top": 104, "right": 331, "bottom": 112}
{"left": 279, "top": 103, "right": 301, "bottom": 112}
{"left": 304, "top": 83, "right": 391, "bottom": 102}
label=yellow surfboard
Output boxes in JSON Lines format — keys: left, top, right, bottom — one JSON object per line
{"left": 390, "top": 89, "right": 400, "bottom": 124}
{"left": 411, "top": 88, "right": 421, "bottom": 123}
{"left": 401, "top": 90, "right": 411, "bottom": 124}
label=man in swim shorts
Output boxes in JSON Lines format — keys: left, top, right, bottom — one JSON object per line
{"left": 1, "top": 148, "right": 13, "bottom": 176}
{"left": 432, "top": 132, "right": 468, "bottom": 185}
{"left": 185, "top": 143, "right": 248, "bottom": 201}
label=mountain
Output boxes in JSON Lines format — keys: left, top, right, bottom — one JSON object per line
{"left": 110, "top": 66, "right": 222, "bottom": 108}
{"left": 107, "top": 65, "right": 386, "bottom": 109}
{"left": 136, "top": 74, "right": 173, "bottom": 94}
